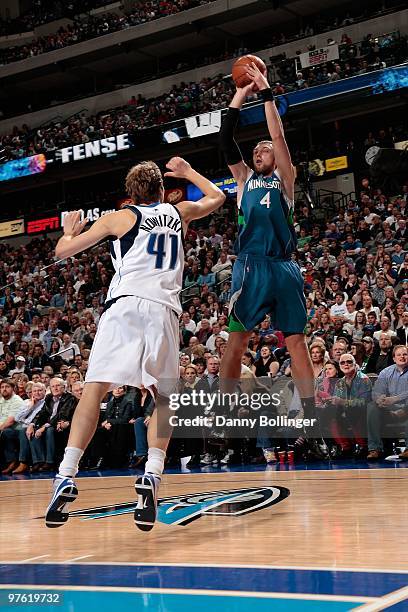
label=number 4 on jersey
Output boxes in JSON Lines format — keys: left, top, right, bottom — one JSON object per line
{"left": 147, "top": 232, "right": 179, "bottom": 270}
{"left": 260, "top": 192, "right": 271, "bottom": 209}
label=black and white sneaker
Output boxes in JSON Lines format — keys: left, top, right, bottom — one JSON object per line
{"left": 307, "top": 438, "right": 330, "bottom": 460}
{"left": 134, "top": 473, "right": 160, "bottom": 532}
{"left": 45, "top": 476, "right": 78, "bottom": 528}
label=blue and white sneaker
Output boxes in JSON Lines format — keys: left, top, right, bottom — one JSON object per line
{"left": 134, "top": 473, "right": 160, "bottom": 531}
{"left": 45, "top": 476, "right": 78, "bottom": 528}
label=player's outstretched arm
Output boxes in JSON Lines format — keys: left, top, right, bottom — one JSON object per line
{"left": 165, "top": 157, "right": 225, "bottom": 223}
{"left": 219, "top": 85, "right": 254, "bottom": 186}
{"left": 55, "top": 210, "right": 128, "bottom": 259}
{"left": 246, "top": 62, "right": 295, "bottom": 200}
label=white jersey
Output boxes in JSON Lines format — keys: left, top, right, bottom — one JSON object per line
{"left": 107, "top": 203, "right": 184, "bottom": 314}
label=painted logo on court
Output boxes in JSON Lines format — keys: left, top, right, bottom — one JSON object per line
{"left": 68, "top": 486, "right": 290, "bottom": 526}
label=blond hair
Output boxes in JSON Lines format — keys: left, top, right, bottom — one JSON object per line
{"left": 255, "top": 140, "right": 273, "bottom": 149}
{"left": 125, "top": 161, "right": 163, "bottom": 205}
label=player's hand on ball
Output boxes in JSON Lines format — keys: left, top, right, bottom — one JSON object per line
{"left": 164, "top": 157, "right": 192, "bottom": 179}
{"left": 236, "top": 82, "right": 256, "bottom": 99}
{"left": 63, "top": 211, "right": 88, "bottom": 238}
{"left": 246, "top": 62, "right": 269, "bottom": 91}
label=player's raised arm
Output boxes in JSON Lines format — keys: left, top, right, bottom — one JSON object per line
{"left": 246, "top": 62, "right": 295, "bottom": 200}
{"left": 219, "top": 85, "right": 254, "bottom": 187}
{"left": 55, "top": 209, "right": 130, "bottom": 259}
{"left": 165, "top": 157, "right": 225, "bottom": 223}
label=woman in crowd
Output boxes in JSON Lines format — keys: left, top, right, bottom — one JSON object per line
{"left": 47, "top": 337, "right": 63, "bottom": 371}
{"left": 313, "top": 290, "right": 325, "bottom": 306}
{"left": 351, "top": 341, "right": 366, "bottom": 367}
{"left": 308, "top": 279, "right": 322, "bottom": 303}
{"left": 315, "top": 360, "right": 341, "bottom": 453}
{"left": 187, "top": 304, "right": 199, "bottom": 323}
{"left": 241, "top": 351, "right": 255, "bottom": 369}
{"left": 382, "top": 297, "right": 397, "bottom": 322}
{"left": 214, "top": 336, "right": 226, "bottom": 359}
{"left": 383, "top": 259, "right": 397, "bottom": 286}
{"left": 352, "top": 311, "right": 367, "bottom": 341}
{"left": 363, "top": 262, "right": 377, "bottom": 289}
{"left": 374, "top": 244, "right": 386, "bottom": 268}
{"left": 310, "top": 342, "right": 326, "bottom": 379}
{"left": 182, "top": 364, "right": 199, "bottom": 390}
{"left": 338, "top": 265, "right": 350, "bottom": 290}
{"left": 66, "top": 368, "right": 83, "bottom": 393}
{"left": 252, "top": 346, "right": 279, "bottom": 378}
{"left": 197, "top": 265, "right": 216, "bottom": 290}
{"left": 306, "top": 297, "right": 316, "bottom": 320}
{"left": 393, "top": 302, "right": 406, "bottom": 330}
{"left": 183, "top": 261, "right": 200, "bottom": 288}
{"left": 320, "top": 312, "right": 333, "bottom": 334}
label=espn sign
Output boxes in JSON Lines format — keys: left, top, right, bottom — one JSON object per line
{"left": 27, "top": 216, "right": 60, "bottom": 235}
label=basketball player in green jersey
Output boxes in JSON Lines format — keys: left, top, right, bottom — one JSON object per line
{"left": 219, "top": 62, "right": 326, "bottom": 453}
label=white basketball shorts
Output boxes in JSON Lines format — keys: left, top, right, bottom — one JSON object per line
{"left": 85, "top": 295, "right": 180, "bottom": 397}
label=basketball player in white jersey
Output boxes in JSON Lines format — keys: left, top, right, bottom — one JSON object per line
{"left": 45, "top": 157, "right": 225, "bottom": 530}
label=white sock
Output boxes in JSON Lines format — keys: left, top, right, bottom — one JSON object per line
{"left": 145, "top": 447, "right": 166, "bottom": 479}
{"left": 58, "top": 447, "right": 84, "bottom": 478}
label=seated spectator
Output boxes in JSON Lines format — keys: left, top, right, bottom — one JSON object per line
{"left": 368, "top": 345, "right": 408, "bottom": 460}
{"left": 331, "top": 340, "right": 348, "bottom": 365}
{"left": 252, "top": 346, "right": 279, "bottom": 378}
{"left": 8, "top": 355, "right": 29, "bottom": 377}
{"left": 315, "top": 360, "right": 340, "bottom": 412}
{"left": 181, "top": 312, "right": 196, "bottom": 334}
{"left": 373, "top": 315, "right": 397, "bottom": 341}
{"left": 365, "top": 334, "right": 394, "bottom": 374}
{"left": 396, "top": 311, "right": 408, "bottom": 345}
{"left": 196, "top": 319, "right": 212, "bottom": 345}
{"left": 71, "top": 380, "right": 84, "bottom": 401}
{"left": 5, "top": 382, "right": 46, "bottom": 474}
{"left": 30, "top": 344, "right": 51, "bottom": 373}
{"left": 26, "top": 378, "right": 77, "bottom": 472}
{"left": 359, "top": 295, "right": 381, "bottom": 320}
{"left": 332, "top": 354, "right": 371, "bottom": 456}
{"left": 212, "top": 252, "right": 232, "bottom": 283}
{"left": 352, "top": 311, "right": 367, "bottom": 341}
{"left": 219, "top": 281, "right": 232, "bottom": 304}
{"left": 0, "top": 378, "right": 24, "bottom": 474}
{"left": 60, "top": 332, "right": 80, "bottom": 363}
{"left": 197, "top": 266, "right": 216, "bottom": 289}
{"left": 241, "top": 351, "right": 255, "bottom": 370}
{"left": 66, "top": 367, "right": 83, "bottom": 392}
{"left": 350, "top": 341, "right": 366, "bottom": 367}
{"left": 362, "top": 311, "right": 381, "bottom": 336}
{"left": 310, "top": 342, "right": 326, "bottom": 379}
{"left": 205, "top": 322, "right": 229, "bottom": 351}
{"left": 89, "top": 386, "right": 133, "bottom": 469}
{"left": 330, "top": 292, "right": 348, "bottom": 319}
{"left": 129, "top": 385, "right": 155, "bottom": 469}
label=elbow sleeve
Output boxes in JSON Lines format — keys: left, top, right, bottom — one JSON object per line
{"left": 219, "top": 107, "right": 243, "bottom": 165}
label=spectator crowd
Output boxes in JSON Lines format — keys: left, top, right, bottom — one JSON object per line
{"left": 0, "top": 164, "right": 407, "bottom": 474}
{"left": 0, "top": 0, "right": 214, "bottom": 65}
{"left": 1, "top": 28, "right": 407, "bottom": 164}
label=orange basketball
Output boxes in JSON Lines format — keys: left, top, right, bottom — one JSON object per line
{"left": 231, "top": 54, "right": 266, "bottom": 88}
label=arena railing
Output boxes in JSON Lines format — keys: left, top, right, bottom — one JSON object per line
{"left": 314, "top": 189, "right": 357, "bottom": 211}
{"left": 180, "top": 273, "right": 232, "bottom": 307}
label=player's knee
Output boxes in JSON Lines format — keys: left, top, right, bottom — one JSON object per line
{"left": 228, "top": 332, "right": 251, "bottom": 355}
{"left": 285, "top": 333, "right": 307, "bottom": 353}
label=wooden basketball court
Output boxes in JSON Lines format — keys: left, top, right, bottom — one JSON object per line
{"left": 0, "top": 465, "right": 407, "bottom": 611}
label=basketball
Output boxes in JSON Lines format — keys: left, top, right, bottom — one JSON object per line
{"left": 232, "top": 54, "right": 266, "bottom": 88}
